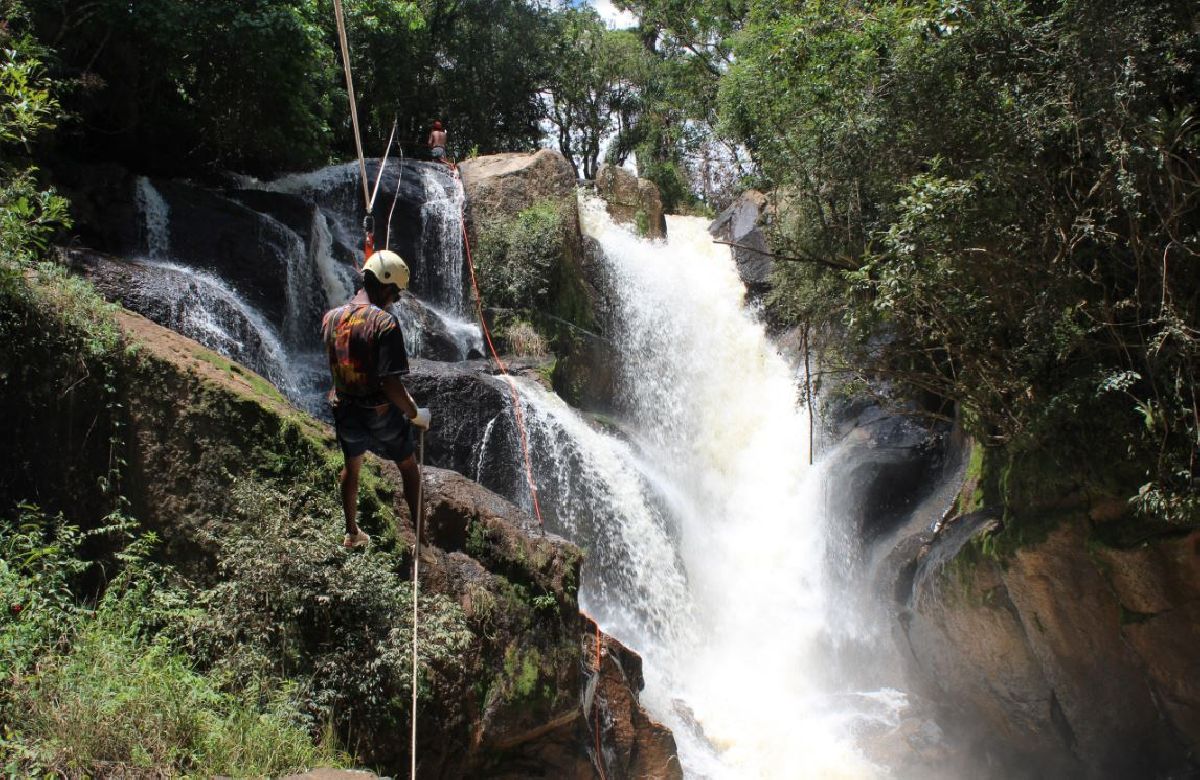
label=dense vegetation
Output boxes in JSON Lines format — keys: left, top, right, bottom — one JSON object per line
{"left": 724, "top": 0, "right": 1198, "bottom": 523}
{"left": 6, "top": 0, "right": 556, "bottom": 174}
{"left": 607, "top": 0, "right": 1198, "bottom": 525}
{"left": 0, "top": 21, "right": 467, "bottom": 772}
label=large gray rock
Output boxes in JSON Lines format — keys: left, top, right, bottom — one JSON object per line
{"left": 404, "top": 357, "right": 531, "bottom": 499}
{"left": 709, "top": 189, "right": 773, "bottom": 298}
{"left": 459, "top": 150, "right": 578, "bottom": 221}
{"left": 594, "top": 164, "right": 666, "bottom": 240}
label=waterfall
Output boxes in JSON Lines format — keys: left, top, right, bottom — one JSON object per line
{"left": 417, "top": 166, "right": 467, "bottom": 315}
{"left": 502, "top": 195, "right": 899, "bottom": 777}
{"left": 131, "top": 258, "right": 297, "bottom": 397}
{"left": 261, "top": 211, "right": 317, "bottom": 347}
{"left": 311, "top": 210, "right": 354, "bottom": 307}
{"left": 136, "top": 177, "right": 170, "bottom": 259}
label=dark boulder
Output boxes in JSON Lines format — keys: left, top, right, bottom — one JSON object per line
{"left": 709, "top": 189, "right": 773, "bottom": 298}
{"left": 405, "top": 358, "right": 527, "bottom": 498}
{"left": 821, "top": 395, "right": 954, "bottom": 547}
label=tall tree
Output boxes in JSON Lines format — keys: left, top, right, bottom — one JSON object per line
{"left": 545, "top": 9, "right": 646, "bottom": 179}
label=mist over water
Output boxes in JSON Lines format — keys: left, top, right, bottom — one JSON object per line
{"left": 506, "top": 196, "right": 904, "bottom": 777}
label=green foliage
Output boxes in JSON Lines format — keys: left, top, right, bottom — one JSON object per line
{"left": 178, "top": 480, "right": 471, "bottom": 739}
{"left": 0, "top": 17, "right": 69, "bottom": 271}
{"left": 11, "top": 0, "right": 557, "bottom": 174}
{"left": 0, "top": 506, "right": 345, "bottom": 777}
{"left": 13, "top": 0, "right": 337, "bottom": 174}
{"left": 546, "top": 10, "right": 650, "bottom": 179}
{"left": 722, "top": 0, "right": 1200, "bottom": 525}
{"left": 0, "top": 38, "right": 57, "bottom": 148}
{"left": 475, "top": 200, "right": 567, "bottom": 311}
{"left": 501, "top": 644, "right": 542, "bottom": 702}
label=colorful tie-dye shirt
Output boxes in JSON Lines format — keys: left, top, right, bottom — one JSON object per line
{"left": 321, "top": 291, "right": 409, "bottom": 407}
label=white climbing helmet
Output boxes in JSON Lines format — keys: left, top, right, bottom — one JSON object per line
{"left": 363, "top": 249, "right": 410, "bottom": 290}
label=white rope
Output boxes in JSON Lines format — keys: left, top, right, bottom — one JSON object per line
{"left": 386, "top": 141, "right": 406, "bottom": 250}
{"left": 368, "top": 119, "right": 399, "bottom": 212}
{"left": 411, "top": 429, "right": 425, "bottom": 779}
{"left": 332, "top": 0, "right": 371, "bottom": 212}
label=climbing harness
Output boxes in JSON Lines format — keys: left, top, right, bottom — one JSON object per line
{"left": 459, "top": 212, "right": 546, "bottom": 527}
{"left": 411, "top": 428, "right": 425, "bottom": 779}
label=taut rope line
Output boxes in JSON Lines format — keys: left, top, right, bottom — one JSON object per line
{"left": 459, "top": 211, "right": 546, "bottom": 527}
{"left": 332, "top": 0, "right": 370, "bottom": 213}
{"left": 329, "top": 8, "right": 423, "bottom": 774}
{"left": 411, "top": 429, "right": 425, "bottom": 779}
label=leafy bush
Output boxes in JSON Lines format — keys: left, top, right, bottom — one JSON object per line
{"left": 177, "top": 481, "right": 472, "bottom": 751}
{"left": 0, "top": 507, "right": 345, "bottom": 777}
{"left": 721, "top": 0, "right": 1199, "bottom": 524}
{"left": 474, "top": 200, "right": 567, "bottom": 311}
{"left": 0, "top": 21, "right": 69, "bottom": 272}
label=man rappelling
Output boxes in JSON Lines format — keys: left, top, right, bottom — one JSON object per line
{"left": 321, "top": 249, "right": 431, "bottom": 548}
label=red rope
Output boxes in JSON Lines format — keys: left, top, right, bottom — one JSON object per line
{"left": 459, "top": 212, "right": 545, "bottom": 527}
{"left": 583, "top": 612, "right": 609, "bottom": 780}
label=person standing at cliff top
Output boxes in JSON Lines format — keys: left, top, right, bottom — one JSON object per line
{"left": 321, "top": 249, "right": 431, "bottom": 549}
{"left": 426, "top": 120, "right": 448, "bottom": 162}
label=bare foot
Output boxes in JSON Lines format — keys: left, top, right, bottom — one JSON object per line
{"left": 343, "top": 530, "right": 370, "bottom": 549}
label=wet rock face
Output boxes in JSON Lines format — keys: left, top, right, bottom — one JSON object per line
{"left": 54, "top": 160, "right": 465, "bottom": 347}
{"left": 899, "top": 514, "right": 1200, "bottom": 777}
{"left": 708, "top": 189, "right": 773, "bottom": 298}
{"left": 404, "top": 358, "right": 525, "bottom": 497}
{"left": 819, "top": 390, "right": 955, "bottom": 549}
{"left": 389, "top": 468, "right": 680, "bottom": 778}
{"left": 582, "top": 616, "right": 683, "bottom": 780}
{"left": 71, "top": 247, "right": 268, "bottom": 359}
{"left": 593, "top": 164, "right": 667, "bottom": 240}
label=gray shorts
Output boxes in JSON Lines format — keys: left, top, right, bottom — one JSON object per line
{"left": 431, "top": 146, "right": 446, "bottom": 159}
{"left": 333, "top": 403, "right": 416, "bottom": 462}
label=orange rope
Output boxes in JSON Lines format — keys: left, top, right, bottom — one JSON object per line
{"left": 586, "top": 613, "right": 609, "bottom": 780}
{"left": 459, "top": 212, "right": 545, "bottom": 527}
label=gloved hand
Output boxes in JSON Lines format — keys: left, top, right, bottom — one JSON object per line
{"left": 412, "top": 407, "right": 432, "bottom": 430}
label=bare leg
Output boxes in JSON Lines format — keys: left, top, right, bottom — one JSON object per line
{"left": 397, "top": 453, "right": 422, "bottom": 541}
{"left": 341, "top": 454, "right": 364, "bottom": 536}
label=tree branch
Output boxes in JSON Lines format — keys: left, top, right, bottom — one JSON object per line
{"left": 711, "top": 239, "right": 857, "bottom": 272}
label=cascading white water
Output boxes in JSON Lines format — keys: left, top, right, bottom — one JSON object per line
{"left": 132, "top": 258, "right": 297, "bottom": 396}
{"left": 310, "top": 210, "right": 355, "bottom": 306}
{"left": 260, "top": 211, "right": 316, "bottom": 347}
{"left": 136, "top": 177, "right": 171, "bottom": 259}
{"left": 507, "top": 195, "right": 895, "bottom": 777}
{"left": 417, "top": 166, "right": 467, "bottom": 316}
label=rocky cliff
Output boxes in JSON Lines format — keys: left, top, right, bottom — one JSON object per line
{"left": 0, "top": 259, "right": 678, "bottom": 777}
{"left": 895, "top": 502, "right": 1199, "bottom": 777}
